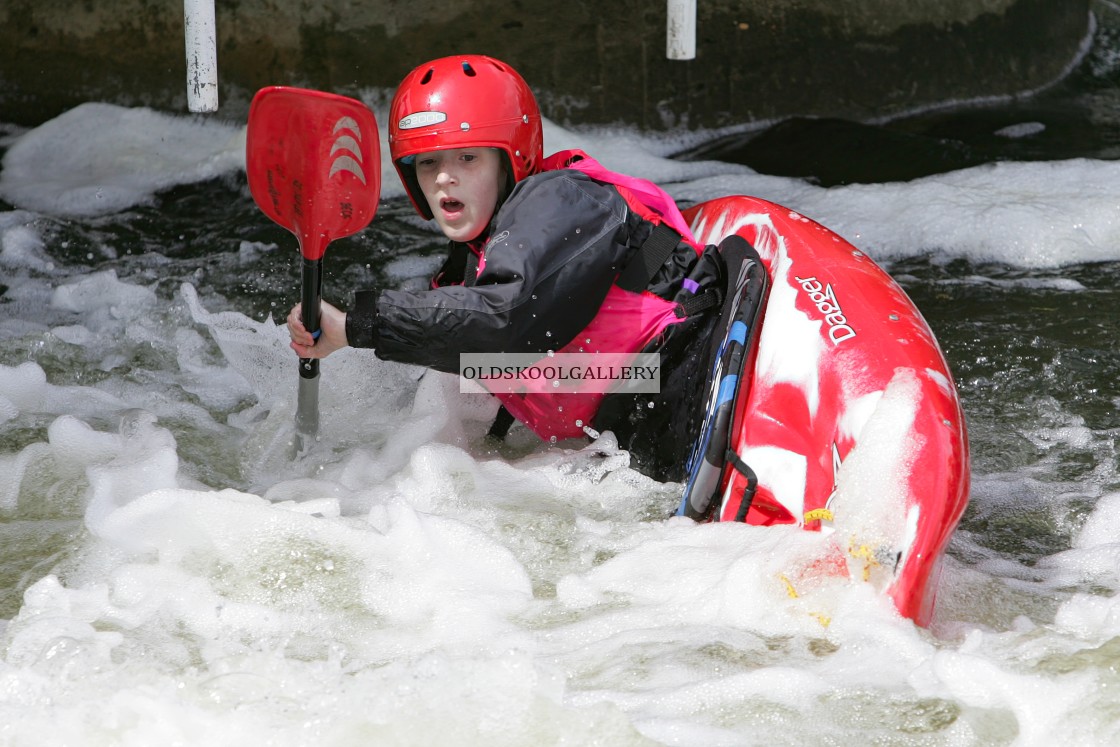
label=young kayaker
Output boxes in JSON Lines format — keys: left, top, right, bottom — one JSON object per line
{"left": 286, "top": 54, "right": 729, "bottom": 480}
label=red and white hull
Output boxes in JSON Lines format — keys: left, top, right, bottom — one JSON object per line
{"left": 684, "top": 196, "right": 970, "bottom": 625}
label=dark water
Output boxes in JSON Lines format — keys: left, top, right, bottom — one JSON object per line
{"left": 899, "top": 256, "right": 1119, "bottom": 561}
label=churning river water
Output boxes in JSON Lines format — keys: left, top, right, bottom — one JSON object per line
{"left": 2, "top": 11, "right": 1120, "bottom": 747}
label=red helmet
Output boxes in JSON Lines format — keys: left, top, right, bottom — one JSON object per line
{"left": 389, "top": 55, "right": 544, "bottom": 219}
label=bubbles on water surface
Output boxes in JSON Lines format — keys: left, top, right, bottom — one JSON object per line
{"left": 0, "top": 85, "right": 1119, "bottom": 745}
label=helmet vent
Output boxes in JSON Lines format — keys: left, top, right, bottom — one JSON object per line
{"left": 461, "top": 61, "right": 477, "bottom": 77}
{"left": 420, "top": 68, "right": 433, "bottom": 85}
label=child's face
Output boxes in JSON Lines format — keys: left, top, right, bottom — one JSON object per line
{"left": 415, "top": 147, "right": 502, "bottom": 243}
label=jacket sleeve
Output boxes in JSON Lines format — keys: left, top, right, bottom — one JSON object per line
{"left": 349, "top": 171, "right": 635, "bottom": 374}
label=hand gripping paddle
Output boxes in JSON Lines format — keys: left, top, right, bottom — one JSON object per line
{"left": 246, "top": 87, "right": 381, "bottom": 454}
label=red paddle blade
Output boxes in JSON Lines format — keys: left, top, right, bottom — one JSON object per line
{"left": 246, "top": 87, "right": 381, "bottom": 260}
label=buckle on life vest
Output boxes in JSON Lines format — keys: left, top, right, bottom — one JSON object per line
{"left": 675, "top": 287, "right": 722, "bottom": 318}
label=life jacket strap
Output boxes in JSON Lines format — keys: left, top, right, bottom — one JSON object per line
{"left": 616, "top": 222, "right": 681, "bottom": 293}
{"left": 433, "top": 242, "right": 482, "bottom": 287}
{"left": 675, "top": 287, "right": 723, "bottom": 318}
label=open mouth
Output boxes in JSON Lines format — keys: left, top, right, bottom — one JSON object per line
{"left": 440, "top": 197, "right": 464, "bottom": 213}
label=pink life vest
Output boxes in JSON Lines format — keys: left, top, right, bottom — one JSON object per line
{"left": 488, "top": 150, "right": 704, "bottom": 442}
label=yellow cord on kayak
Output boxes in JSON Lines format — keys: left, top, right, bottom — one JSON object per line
{"left": 778, "top": 574, "right": 831, "bottom": 628}
{"left": 848, "top": 540, "right": 882, "bottom": 582}
{"left": 803, "top": 508, "right": 834, "bottom": 523}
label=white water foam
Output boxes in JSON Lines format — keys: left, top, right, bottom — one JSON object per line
{"left": 0, "top": 103, "right": 245, "bottom": 218}
{"left": 1, "top": 102, "right": 1119, "bottom": 745}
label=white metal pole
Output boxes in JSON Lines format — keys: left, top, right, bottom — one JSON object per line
{"left": 184, "top": 0, "right": 219, "bottom": 112}
{"left": 667, "top": 0, "right": 697, "bottom": 60}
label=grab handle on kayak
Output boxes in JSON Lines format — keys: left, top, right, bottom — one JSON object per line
{"left": 725, "top": 448, "right": 759, "bottom": 522}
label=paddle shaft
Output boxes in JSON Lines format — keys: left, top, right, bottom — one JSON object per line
{"left": 295, "top": 257, "right": 323, "bottom": 441}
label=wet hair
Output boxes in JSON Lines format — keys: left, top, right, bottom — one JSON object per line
{"left": 495, "top": 151, "right": 515, "bottom": 212}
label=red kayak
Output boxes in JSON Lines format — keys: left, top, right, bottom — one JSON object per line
{"left": 678, "top": 195, "right": 970, "bottom": 626}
